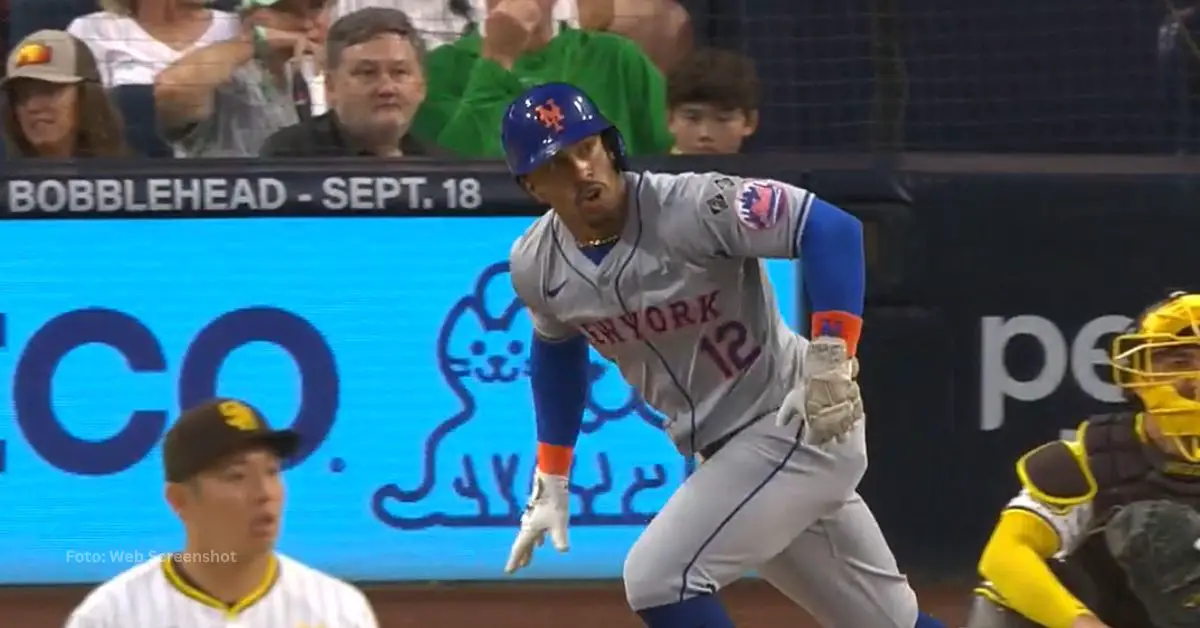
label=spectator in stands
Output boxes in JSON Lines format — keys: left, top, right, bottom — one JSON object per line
{"left": 665, "top": 47, "right": 759, "bottom": 155}
{"left": 329, "top": 0, "right": 688, "bottom": 71}
{"left": 2, "top": 30, "right": 129, "bottom": 157}
{"left": 332, "top": 0, "right": 532, "bottom": 50}
{"left": 153, "top": 0, "right": 330, "bottom": 157}
{"left": 260, "top": 7, "right": 432, "bottom": 156}
{"left": 67, "top": 0, "right": 241, "bottom": 88}
{"left": 412, "top": 0, "right": 672, "bottom": 157}
{"left": 574, "top": 0, "right": 691, "bottom": 72}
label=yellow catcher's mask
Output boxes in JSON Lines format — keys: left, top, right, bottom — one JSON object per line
{"left": 1112, "top": 291, "right": 1200, "bottom": 461}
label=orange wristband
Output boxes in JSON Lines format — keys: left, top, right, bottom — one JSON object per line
{"left": 810, "top": 311, "right": 863, "bottom": 356}
{"left": 537, "top": 443, "right": 573, "bottom": 476}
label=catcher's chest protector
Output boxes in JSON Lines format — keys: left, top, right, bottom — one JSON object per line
{"left": 1084, "top": 413, "right": 1200, "bottom": 521}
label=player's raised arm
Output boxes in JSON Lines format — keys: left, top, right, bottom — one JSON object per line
{"left": 973, "top": 426, "right": 1102, "bottom": 628}
{"left": 505, "top": 240, "right": 588, "bottom": 574}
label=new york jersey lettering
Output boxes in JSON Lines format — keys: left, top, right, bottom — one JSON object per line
{"left": 580, "top": 291, "right": 721, "bottom": 345}
{"left": 509, "top": 171, "right": 812, "bottom": 455}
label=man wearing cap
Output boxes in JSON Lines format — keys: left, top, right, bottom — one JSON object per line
{"left": 154, "top": 0, "right": 330, "bottom": 157}
{"left": 65, "top": 398, "right": 378, "bottom": 628}
{"left": 1, "top": 30, "right": 130, "bottom": 158}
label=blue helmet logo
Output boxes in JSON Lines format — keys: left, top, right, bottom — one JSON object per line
{"left": 501, "top": 83, "right": 625, "bottom": 176}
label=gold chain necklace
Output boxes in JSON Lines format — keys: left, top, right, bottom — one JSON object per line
{"left": 578, "top": 233, "right": 620, "bottom": 248}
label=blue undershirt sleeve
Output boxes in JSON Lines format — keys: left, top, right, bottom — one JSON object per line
{"left": 795, "top": 197, "right": 866, "bottom": 351}
{"left": 530, "top": 334, "right": 589, "bottom": 448}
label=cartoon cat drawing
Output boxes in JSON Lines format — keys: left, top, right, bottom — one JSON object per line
{"left": 372, "top": 262, "right": 689, "bottom": 530}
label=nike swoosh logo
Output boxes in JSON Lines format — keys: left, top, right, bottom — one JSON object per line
{"left": 547, "top": 280, "right": 568, "bottom": 298}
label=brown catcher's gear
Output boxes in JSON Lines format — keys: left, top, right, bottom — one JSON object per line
{"left": 1005, "top": 412, "right": 1200, "bottom": 626}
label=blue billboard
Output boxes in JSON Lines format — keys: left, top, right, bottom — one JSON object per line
{"left": 0, "top": 217, "right": 798, "bottom": 583}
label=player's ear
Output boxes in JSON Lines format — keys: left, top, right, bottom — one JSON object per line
{"left": 521, "top": 178, "right": 548, "bottom": 205}
{"left": 164, "top": 481, "right": 196, "bottom": 515}
{"left": 743, "top": 109, "right": 759, "bottom": 136}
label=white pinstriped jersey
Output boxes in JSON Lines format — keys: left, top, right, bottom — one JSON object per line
{"left": 510, "top": 170, "right": 814, "bottom": 455}
{"left": 64, "top": 554, "right": 378, "bottom": 628}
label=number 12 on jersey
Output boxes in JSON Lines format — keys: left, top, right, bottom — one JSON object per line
{"left": 698, "top": 321, "right": 762, "bottom": 378}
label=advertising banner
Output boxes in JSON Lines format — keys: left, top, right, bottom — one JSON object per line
{"left": 15, "top": 155, "right": 1194, "bottom": 582}
{"left": 0, "top": 215, "right": 799, "bottom": 583}
{"left": 0, "top": 158, "right": 523, "bottom": 218}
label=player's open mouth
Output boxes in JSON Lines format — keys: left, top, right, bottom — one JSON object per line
{"left": 576, "top": 184, "right": 603, "bottom": 206}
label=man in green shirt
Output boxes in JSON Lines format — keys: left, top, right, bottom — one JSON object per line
{"left": 412, "top": 0, "right": 673, "bottom": 157}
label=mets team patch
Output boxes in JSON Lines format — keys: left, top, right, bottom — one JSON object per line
{"left": 736, "top": 180, "right": 787, "bottom": 230}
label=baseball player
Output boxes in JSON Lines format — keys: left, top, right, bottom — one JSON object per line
{"left": 65, "top": 398, "right": 378, "bottom": 628}
{"left": 500, "top": 82, "right": 947, "bottom": 628}
{"left": 967, "top": 291, "right": 1200, "bottom": 628}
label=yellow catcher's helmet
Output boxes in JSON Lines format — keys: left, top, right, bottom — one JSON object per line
{"left": 1112, "top": 291, "right": 1200, "bottom": 461}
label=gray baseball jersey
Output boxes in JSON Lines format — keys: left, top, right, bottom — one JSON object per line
{"left": 510, "top": 171, "right": 919, "bottom": 625}
{"left": 509, "top": 170, "right": 811, "bottom": 456}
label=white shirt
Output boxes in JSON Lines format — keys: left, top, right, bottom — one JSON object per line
{"left": 333, "top": 0, "right": 579, "bottom": 49}
{"left": 64, "top": 554, "right": 378, "bottom": 628}
{"left": 68, "top": 10, "right": 328, "bottom": 117}
{"left": 67, "top": 10, "right": 243, "bottom": 87}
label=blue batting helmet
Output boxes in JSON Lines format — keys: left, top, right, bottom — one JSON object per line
{"left": 500, "top": 82, "right": 627, "bottom": 176}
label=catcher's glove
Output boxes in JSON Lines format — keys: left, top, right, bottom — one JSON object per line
{"left": 775, "top": 337, "right": 864, "bottom": 446}
{"left": 504, "top": 470, "right": 570, "bottom": 574}
{"left": 1104, "top": 499, "right": 1200, "bottom": 628}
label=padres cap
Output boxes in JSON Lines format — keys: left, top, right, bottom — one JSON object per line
{"left": 3, "top": 30, "right": 101, "bottom": 86}
{"left": 162, "top": 398, "right": 300, "bottom": 482}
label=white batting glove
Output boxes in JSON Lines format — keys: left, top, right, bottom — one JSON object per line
{"left": 775, "top": 337, "right": 864, "bottom": 446}
{"left": 504, "top": 470, "right": 570, "bottom": 574}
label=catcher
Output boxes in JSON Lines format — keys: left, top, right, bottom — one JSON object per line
{"left": 966, "top": 291, "right": 1200, "bottom": 628}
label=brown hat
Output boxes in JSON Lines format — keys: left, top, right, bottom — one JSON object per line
{"left": 162, "top": 398, "right": 300, "bottom": 482}
{"left": 4, "top": 30, "right": 101, "bottom": 86}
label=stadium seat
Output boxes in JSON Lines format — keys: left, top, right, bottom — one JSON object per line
{"left": 111, "top": 84, "right": 172, "bottom": 158}
{"left": 8, "top": 0, "right": 94, "bottom": 53}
